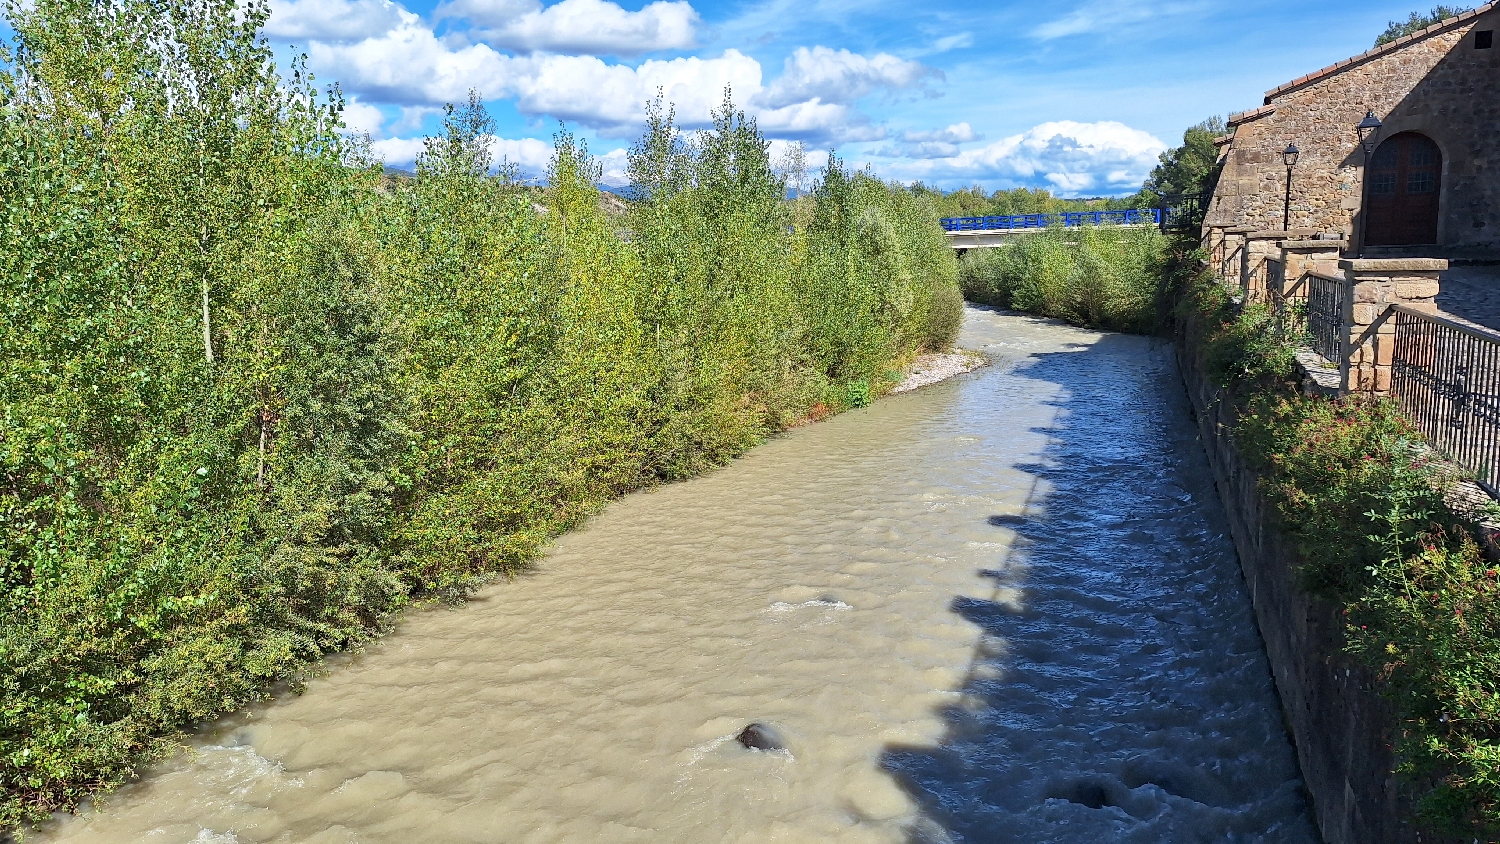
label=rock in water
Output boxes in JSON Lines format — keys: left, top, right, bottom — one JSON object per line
{"left": 736, "top": 722, "right": 786, "bottom": 751}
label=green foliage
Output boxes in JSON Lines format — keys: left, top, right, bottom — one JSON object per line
{"left": 1346, "top": 529, "right": 1500, "bottom": 833}
{"left": 1376, "top": 6, "right": 1471, "bottom": 45}
{"left": 905, "top": 183, "right": 1139, "bottom": 219}
{"left": 1173, "top": 242, "right": 1500, "bottom": 835}
{"left": 957, "top": 225, "right": 1167, "bottom": 333}
{"left": 0, "top": 4, "right": 962, "bottom": 831}
{"left": 1143, "top": 117, "right": 1225, "bottom": 202}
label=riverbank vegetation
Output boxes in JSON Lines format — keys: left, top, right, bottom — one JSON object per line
{"left": 1171, "top": 250, "right": 1500, "bottom": 836}
{"left": 956, "top": 226, "right": 1166, "bottom": 333}
{"left": 0, "top": 0, "right": 960, "bottom": 829}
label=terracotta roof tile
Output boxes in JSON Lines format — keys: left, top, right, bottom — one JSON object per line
{"left": 1262, "top": 2, "right": 1496, "bottom": 103}
{"left": 1228, "top": 104, "right": 1276, "bottom": 126}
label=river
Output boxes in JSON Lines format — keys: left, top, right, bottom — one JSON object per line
{"left": 36, "top": 307, "right": 1319, "bottom": 843}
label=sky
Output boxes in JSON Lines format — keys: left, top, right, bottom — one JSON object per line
{"left": 261, "top": 0, "right": 1443, "bottom": 195}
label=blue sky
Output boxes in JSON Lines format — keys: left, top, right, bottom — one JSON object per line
{"left": 261, "top": 0, "right": 1447, "bottom": 195}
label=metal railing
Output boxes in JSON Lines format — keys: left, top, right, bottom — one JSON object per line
{"left": 1219, "top": 243, "right": 1243, "bottom": 286}
{"left": 1159, "top": 191, "right": 1210, "bottom": 232}
{"left": 940, "top": 208, "right": 1160, "bottom": 231}
{"left": 1306, "top": 271, "right": 1345, "bottom": 362}
{"left": 1389, "top": 305, "right": 1500, "bottom": 494}
{"left": 1246, "top": 255, "right": 1284, "bottom": 296}
{"left": 1265, "top": 256, "right": 1285, "bottom": 296}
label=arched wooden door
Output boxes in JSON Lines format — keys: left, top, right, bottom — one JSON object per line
{"left": 1364, "top": 132, "right": 1441, "bottom": 246}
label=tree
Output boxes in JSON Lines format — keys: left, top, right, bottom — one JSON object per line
{"left": 1143, "top": 117, "right": 1226, "bottom": 200}
{"left": 1376, "top": 6, "right": 1471, "bottom": 45}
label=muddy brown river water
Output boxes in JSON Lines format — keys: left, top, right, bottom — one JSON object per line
{"left": 36, "top": 307, "right": 1319, "bottom": 843}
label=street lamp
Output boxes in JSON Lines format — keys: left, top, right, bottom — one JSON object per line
{"left": 1282, "top": 142, "right": 1300, "bottom": 230}
{"left": 1354, "top": 110, "right": 1383, "bottom": 256}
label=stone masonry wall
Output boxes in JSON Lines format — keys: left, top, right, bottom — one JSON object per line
{"left": 1206, "top": 5, "right": 1500, "bottom": 257}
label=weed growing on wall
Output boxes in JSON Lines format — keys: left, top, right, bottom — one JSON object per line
{"left": 0, "top": 0, "right": 961, "bottom": 829}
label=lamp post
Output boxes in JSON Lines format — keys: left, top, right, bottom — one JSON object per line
{"left": 1355, "top": 109, "right": 1383, "bottom": 256}
{"left": 1282, "top": 142, "right": 1300, "bottom": 231}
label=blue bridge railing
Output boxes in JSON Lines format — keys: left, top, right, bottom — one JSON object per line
{"left": 940, "top": 208, "right": 1162, "bottom": 232}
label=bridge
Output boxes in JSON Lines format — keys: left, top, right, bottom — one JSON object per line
{"left": 941, "top": 209, "right": 1162, "bottom": 249}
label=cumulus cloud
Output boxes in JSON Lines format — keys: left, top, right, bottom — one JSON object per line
{"left": 758, "top": 46, "right": 939, "bottom": 108}
{"left": 339, "top": 98, "right": 387, "bottom": 136}
{"left": 437, "top": 0, "right": 698, "bottom": 56}
{"left": 902, "top": 122, "right": 979, "bottom": 144}
{"left": 310, "top": 8, "right": 915, "bottom": 144}
{"left": 264, "top": 0, "right": 404, "bottom": 41}
{"left": 308, "top": 10, "right": 513, "bottom": 105}
{"left": 369, "top": 134, "right": 556, "bottom": 173}
{"left": 876, "top": 122, "right": 980, "bottom": 159}
{"left": 889, "top": 121, "right": 1166, "bottom": 196}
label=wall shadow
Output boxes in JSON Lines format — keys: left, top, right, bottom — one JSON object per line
{"left": 879, "top": 333, "right": 1318, "bottom": 843}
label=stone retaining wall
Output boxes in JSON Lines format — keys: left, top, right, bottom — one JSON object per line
{"left": 1175, "top": 324, "right": 1437, "bottom": 844}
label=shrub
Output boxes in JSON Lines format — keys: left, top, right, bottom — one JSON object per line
{"left": 1172, "top": 241, "right": 1500, "bottom": 836}
{"left": 0, "top": 3, "right": 961, "bottom": 830}
{"left": 957, "top": 224, "right": 1167, "bottom": 333}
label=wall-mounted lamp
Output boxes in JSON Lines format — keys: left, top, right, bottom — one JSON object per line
{"left": 1357, "top": 110, "right": 1383, "bottom": 155}
{"left": 1355, "top": 111, "right": 1383, "bottom": 255}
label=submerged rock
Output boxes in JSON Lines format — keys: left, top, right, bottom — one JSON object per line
{"left": 736, "top": 722, "right": 786, "bottom": 751}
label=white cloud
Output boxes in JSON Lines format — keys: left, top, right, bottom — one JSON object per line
{"left": 310, "top": 9, "right": 911, "bottom": 145}
{"left": 598, "top": 148, "right": 630, "bottom": 186}
{"left": 1030, "top": 0, "right": 1205, "bottom": 40}
{"left": 902, "top": 122, "right": 979, "bottom": 144}
{"left": 505, "top": 51, "right": 764, "bottom": 136}
{"left": 438, "top": 0, "right": 698, "bottom": 56}
{"left": 369, "top": 136, "right": 427, "bottom": 165}
{"left": 492, "top": 136, "right": 556, "bottom": 174}
{"left": 264, "top": 0, "right": 404, "bottom": 41}
{"left": 340, "top": 99, "right": 387, "bottom": 136}
{"left": 875, "top": 123, "right": 981, "bottom": 159}
{"left": 369, "top": 134, "right": 556, "bottom": 173}
{"left": 759, "top": 46, "right": 939, "bottom": 108}
{"left": 888, "top": 121, "right": 1166, "bottom": 196}
{"left": 930, "top": 33, "right": 973, "bottom": 53}
{"left": 308, "top": 10, "right": 514, "bottom": 105}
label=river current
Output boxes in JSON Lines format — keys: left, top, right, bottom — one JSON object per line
{"left": 36, "top": 308, "right": 1319, "bottom": 843}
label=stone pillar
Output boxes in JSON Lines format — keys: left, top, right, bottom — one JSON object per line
{"left": 1339, "top": 258, "right": 1447, "bottom": 394}
{"left": 1279, "top": 239, "right": 1345, "bottom": 300}
{"left": 1244, "top": 229, "right": 1316, "bottom": 297}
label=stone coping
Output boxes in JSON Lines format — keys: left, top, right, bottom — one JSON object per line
{"left": 1339, "top": 258, "right": 1449, "bottom": 271}
{"left": 1264, "top": 2, "right": 1496, "bottom": 102}
{"left": 1283, "top": 240, "right": 1347, "bottom": 250}
{"left": 1247, "top": 228, "right": 1318, "bottom": 239}
{"left": 1225, "top": 226, "right": 1256, "bottom": 234}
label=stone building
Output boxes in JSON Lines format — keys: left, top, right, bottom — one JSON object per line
{"left": 1206, "top": 2, "right": 1499, "bottom": 259}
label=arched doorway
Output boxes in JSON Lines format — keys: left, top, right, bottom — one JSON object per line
{"left": 1364, "top": 132, "right": 1441, "bottom": 246}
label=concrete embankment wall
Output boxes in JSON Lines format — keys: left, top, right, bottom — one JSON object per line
{"left": 1174, "top": 335, "right": 1429, "bottom": 844}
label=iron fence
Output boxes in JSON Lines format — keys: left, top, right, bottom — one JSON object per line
{"left": 1265, "top": 256, "right": 1285, "bottom": 296}
{"left": 1219, "top": 243, "right": 1243, "bottom": 286}
{"left": 1306, "top": 271, "right": 1345, "bottom": 362}
{"left": 1246, "top": 255, "right": 1284, "bottom": 296}
{"left": 1389, "top": 305, "right": 1500, "bottom": 494}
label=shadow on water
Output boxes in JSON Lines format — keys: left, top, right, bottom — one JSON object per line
{"left": 882, "top": 333, "right": 1320, "bottom": 844}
